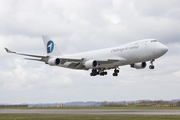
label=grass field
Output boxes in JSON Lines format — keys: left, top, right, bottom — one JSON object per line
{"left": 1, "top": 107, "right": 180, "bottom": 120}
{"left": 1, "top": 106, "right": 180, "bottom": 110}
{"left": 0, "top": 114, "right": 180, "bottom": 120}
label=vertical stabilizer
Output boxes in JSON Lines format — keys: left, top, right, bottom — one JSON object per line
{"left": 42, "top": 35, "right": 63, "bottom": 56}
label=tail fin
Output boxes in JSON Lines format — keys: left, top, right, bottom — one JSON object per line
{"left": 42, "top": 35, "right": 63, "bottom": 56}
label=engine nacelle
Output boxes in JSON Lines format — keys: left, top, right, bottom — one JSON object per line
{"left": 131, "top": 62, "right": 146, "bottom": 69}
{"left": 85, "top": 60, "right": 98, "bottom": 69}
{"left": 48, "top": 58, "right": 61, "bottom": 66}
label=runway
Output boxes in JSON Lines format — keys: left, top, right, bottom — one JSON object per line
{"left": 0, "top": 109, "right": 180, "bottom": 115}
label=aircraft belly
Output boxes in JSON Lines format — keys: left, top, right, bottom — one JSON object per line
{"left": 97, "top": 61, "right": 125, "bottom": 68}
{"left": 59, "top": 62, "right": 86, "bottom": 70}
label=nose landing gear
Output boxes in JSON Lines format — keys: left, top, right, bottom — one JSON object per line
{"left": 149, "top": 59, "right": 155, "bottom": 69}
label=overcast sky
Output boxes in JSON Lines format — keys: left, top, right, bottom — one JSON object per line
{"left": 1, "top": 0, "right": 180, "bottom": 104}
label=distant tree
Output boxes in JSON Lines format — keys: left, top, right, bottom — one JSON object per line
{"left": 123, "top": 101, "right": 126, "bottom": 105}
{"left": 101, "top": 101, "right": 108, "bottom": 107}
{"left": 132, "top": 102, "right": 135, "bottom": 106}
{"left": 176, "top": 101, "right": 180, "bottom": 107}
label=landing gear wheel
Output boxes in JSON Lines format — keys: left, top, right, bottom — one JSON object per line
{"left": 114, "top": 69, "right": 119, "bottom": 73}
{"left": 149, "top": 65, "right": 155, "bottom": 69}
{"left": 149, "top": 59, "right": 155, "bottom": 69}
{"left": 90, "top": 69, "right": 98, "bottom": 76}
{"left": 112, "top": 68, "right": 119, "bottom": 76}
{"left": 113, "top": 73, "right": 118, "bottom": 76}
{"left": 99, "top": 71, "right": 107, "bottom": 76}
{"left": 100, "top": 72, "right": 104, "bottom": 76}
{"left": 90, "top": 73, "right": 95, "bottom": 76}
{"left": 104, "top": 72, "right": 107, "bottom": 75}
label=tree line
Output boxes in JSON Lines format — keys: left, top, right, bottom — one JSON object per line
{"left": 101, "top": 100, "right": 180, "bottom": 107}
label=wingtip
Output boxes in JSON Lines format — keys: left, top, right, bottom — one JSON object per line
{"left": 4, "top": 47, "right": 16, "bottom": 53}
{"left": 4, "top": 47, "right": 10, "bottom": 53}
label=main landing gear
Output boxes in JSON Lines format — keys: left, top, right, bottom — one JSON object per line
{"left": 112, "top": 68, "right": 119, "bottom": 76}
{"left": 90, "top": 68, "right": 120, "bottom": 77}
{"left": 90, "top": 69, "right": 98, "bottom": 76}
{"left": 90, "top": 69, "right": 107, "bottom": 76}
{"left": 149, "top": 59, "right": 155, "bottom": 69}
{"left": 100, "top": 71, "right": 107, "bottom": 76}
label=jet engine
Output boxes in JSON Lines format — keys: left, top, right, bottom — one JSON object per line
{"left": 85, "top": 60, "right": 98, "bottom": 69}
{"left": 131, "top": 62, "right": 146, "bottom": 69}
{"left": 48, "top": 58, "right": 61, "bottom": 66}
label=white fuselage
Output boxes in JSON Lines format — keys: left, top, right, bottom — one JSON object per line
{"left": 57, "top": 39, "right": 168, "bottom": 70}
{"left": 5, "top": 36, "right": 168, "bottom": 76}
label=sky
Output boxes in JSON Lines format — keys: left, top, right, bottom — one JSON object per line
{"left": 0, "top": 0, "right": 180, "bottom": 104}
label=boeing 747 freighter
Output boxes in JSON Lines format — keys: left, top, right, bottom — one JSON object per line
{"left": 5, "top": 35, "right": 168, "bottom": 76}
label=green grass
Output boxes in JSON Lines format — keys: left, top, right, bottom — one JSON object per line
{"left": 0, "top": 114, "right": 180, "bottom": 120}
{"left": 1, "top": 106, "right": 180, "bottom": 110}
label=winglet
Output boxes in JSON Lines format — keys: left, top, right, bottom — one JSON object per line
{"left": 4, "top": 47, "right": 16, "bottom": 53}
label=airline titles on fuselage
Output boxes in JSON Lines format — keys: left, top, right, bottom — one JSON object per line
{"left": 111, "top": 45, "right": 139, "bottom": 53}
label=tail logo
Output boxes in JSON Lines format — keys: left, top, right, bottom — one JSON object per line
{"left": 47, "top": 40, "right": 54, "bottom": 53}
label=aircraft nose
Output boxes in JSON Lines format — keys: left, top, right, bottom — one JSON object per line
{"left": 164, "top": 46, "right": 168, "bottom": 53}
{"left": 161, "top": 44, "right": 168, "bottom": 54}
{"left": 152, "top": 43, "right": 168, "bottom": 57}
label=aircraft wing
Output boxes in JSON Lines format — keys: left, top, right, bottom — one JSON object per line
{"left": 58, "top": 57, "right": 83, "bottom": 64}
{"left": 24, "top": 58, "right": 45, "bottom": 61}
{"left": 5, "top": 47, "right": 126, "bottom": 70}
{"left": 4, "top": 47, "right": 47, "bottom": 58}
{"left": 58, "top": 57, "right": 126, "bottom": 65}
{"left": 56, "top": 57, "right": 126, "bottom": 70}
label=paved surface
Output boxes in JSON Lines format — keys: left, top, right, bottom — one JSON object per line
{"left": 0, "top": 109, "right": 180, "bottom": 115}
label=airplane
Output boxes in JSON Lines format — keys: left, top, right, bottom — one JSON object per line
{"left": 4, "top": 35, "right": 168, "bottom": 76}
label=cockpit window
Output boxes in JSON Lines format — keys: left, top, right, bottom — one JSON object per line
{"left": 151, "top": 40, "right": 157, "bottom": 42}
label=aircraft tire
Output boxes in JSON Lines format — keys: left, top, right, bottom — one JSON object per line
{"left": 149, "top": 65, "right": 155, "bottom": 69}
{"left": 100, "top": 72, "right": 104, "bottom": 76}
{"left": 114, "top": 69, "right": 119, "bottom": 73}
{"left": 113, "top": 73, "right": 118, "bottom": 76}
{"left": 104, "top": 72, "right": 107, "bottom": 75}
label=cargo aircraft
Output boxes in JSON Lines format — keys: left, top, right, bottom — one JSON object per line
{"left": 5, "top": 35, "right": 168, "bottom": 76}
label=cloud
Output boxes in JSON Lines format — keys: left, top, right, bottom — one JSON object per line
{"left": 133, "top": 0, "right": 180, "bottom": 17}
{"left": 0, "top": 0, "right": 180, "bottom": 103}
